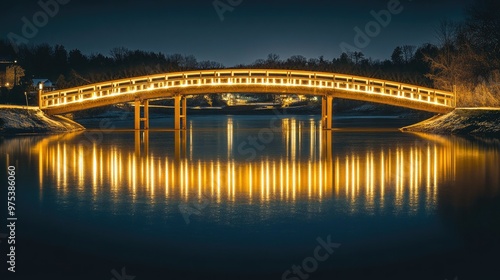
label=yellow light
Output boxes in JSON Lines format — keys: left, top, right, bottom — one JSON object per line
{"left": 308, "top": 161, "right": 312, "bottom": 198}
{"left": 249, "top": 164, "right": 253, "bottom": 202}
{"left": 165, "top": 159, "right": 169, "bottom": 196}
{"left": 198, "top": 161, "right": 202, "bottom": 196}
{"left": 260, "top": 162, "right": 265, "bottom": 200}
{"left": 266, "top": 161, "right": 270, "bottom": 200}
{"left": 345, "top": 156, "right": 349, "bottom": 195}
{"left": 232, "top": 162, "right": 235, "bottom": 198}
{"left": 227, "top": 162, "right": 231, "bottom": 198}
{"left": 93, "top": 145, "right": 97, "bottom": 188}
{"left": 217, "top": 161, "right": 221, "bottom": 202}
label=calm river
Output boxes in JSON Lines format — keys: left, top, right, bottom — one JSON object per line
{"left": 1, "top": 115, "right": 499, "bottom": 280}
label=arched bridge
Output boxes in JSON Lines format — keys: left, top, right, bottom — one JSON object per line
{"left": 39, "top": 69, "right": 456, "bottom": 130}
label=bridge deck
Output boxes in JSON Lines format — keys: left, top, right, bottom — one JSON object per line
{"left": 40, "top": 69, "right": 455, "bottom": 115}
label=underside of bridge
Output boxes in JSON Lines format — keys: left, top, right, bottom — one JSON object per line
{"left": 132, "top": 93, "right": 335, "bottom": 130}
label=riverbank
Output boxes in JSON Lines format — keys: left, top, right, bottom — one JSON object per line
{"left": 0, "top": 105, "right": 85, "bottom": 134}
{"left": 3, "top": 105, "right": 499, "bottom": 136}
{"left": 401, "top": 108, "right": 500, "bottom": 135}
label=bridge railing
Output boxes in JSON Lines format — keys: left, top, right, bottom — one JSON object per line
{"left": 40, "top": 69, "right": 456, "bottom": 109}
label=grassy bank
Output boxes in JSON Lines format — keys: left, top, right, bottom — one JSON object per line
{"left": 0, "top": 105, "right": 85, "bottom": 134}
{"left": 401, "top": 108, "right": 500, "bottom": 136}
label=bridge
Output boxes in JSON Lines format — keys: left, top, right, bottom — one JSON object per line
{"left": 39, "top": 69, "right": 456, "bottom": 130}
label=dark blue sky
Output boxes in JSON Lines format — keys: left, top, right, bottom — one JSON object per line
{"left": 1, "top": 0, "right": 474, "bottom": 66}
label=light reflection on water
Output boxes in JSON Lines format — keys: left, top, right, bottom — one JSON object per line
{"left": 38, "top": 140, "right": 446, "bottom": 213}
{"left": 29, "top": 118, "right": 499, "bottom": 218}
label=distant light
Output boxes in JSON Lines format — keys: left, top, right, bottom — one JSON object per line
{"left": 39, "top": 82, "right": 44, "bottom": 90}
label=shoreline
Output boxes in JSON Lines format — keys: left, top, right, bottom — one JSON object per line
{"left": 2, "top": 106, "right": 499, "bottom": 136}
{"left": 0, "top": 106, "right": 85, "bottom": 135}
{"left": 401, "top": 108, "right": 500, "bottom": 136}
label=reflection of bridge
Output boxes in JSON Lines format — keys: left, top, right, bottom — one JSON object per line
{"left": 33, "top": 130, "right": 451, "bottom": 214}
{"left": 26, "top": 124, "right": 500, "bottom": 213}
{"left": 39, "top": 69, "right": 456, "bottom": 129}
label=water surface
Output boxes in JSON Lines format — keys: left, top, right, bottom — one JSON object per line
{"left": 1, "top": 115, "right": 499, "bottom": 279}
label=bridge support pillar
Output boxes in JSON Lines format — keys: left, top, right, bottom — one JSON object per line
{"left": 144, "top": 99, "right": 149, "bottom": 129}
{"left": 134, "top": 98, "right": 150, "bottom": 130}
{"left": 321, "top": 96, "right": 333, "bottom": 130}
{"left": 174, "top": 95, "right": 187, "bottom": 130}
{"left": 182, "top": 96, "right": 187, "bottom": 129}
{"left": 134, "top": 99, "right": 140, "bottom": 130}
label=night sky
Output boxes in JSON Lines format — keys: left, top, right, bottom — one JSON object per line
{"left": 1, "top": 0, "right": 474, "bottom": 66}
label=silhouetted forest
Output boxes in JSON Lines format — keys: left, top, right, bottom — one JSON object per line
{"left": 0, "top": 41, "right": 440, "bottom": 105}
{"left": 1, "top": 0, "right": 498, "bottom": 107}
{"left": 0, "top": 42, "right": 436, "bottom": 85}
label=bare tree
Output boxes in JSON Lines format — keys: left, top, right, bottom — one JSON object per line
{"left": 434, "top": 19, "right": 457, "bottom": 48}
{"left": 425, "top": 2, "right": 500, "bottom": 106}
{"left": 266, "top": 53, "right": 280, "bottom": 64}
{"left": 465, "top": 0, "right": 500, "bottom": 68}
{"left": 110, "top": 47, "right": 130, "bottom": 62}
{"left": 401, "top": 45, "right": 416, "bottom": 64}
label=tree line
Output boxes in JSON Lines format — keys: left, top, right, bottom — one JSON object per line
{"left": 0, "top": 41, "right": 438, "bottom": 101}
{"left": 1, "top": 0, "right": 498, "bottom": 107}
